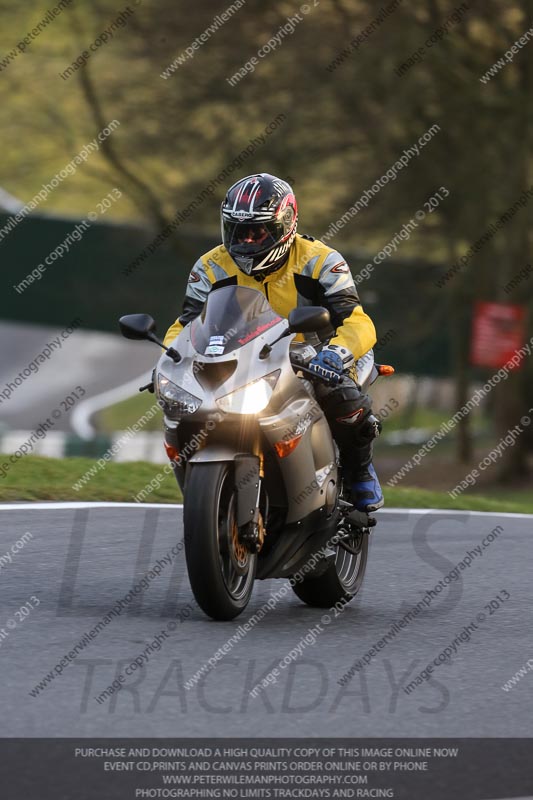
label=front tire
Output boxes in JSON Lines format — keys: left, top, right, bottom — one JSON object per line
{"left": 184, "top": 462, "right": 256, "bottom": 620}
{"left": 291, "top": 529, "right": 369, "bottom": 608}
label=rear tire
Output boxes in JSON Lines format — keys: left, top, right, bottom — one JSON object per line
{"left": 291, "top": 529, "right": 368, "bottom": 608}
{"left": 184, "top": 462, "right": 256, "bottom": 620}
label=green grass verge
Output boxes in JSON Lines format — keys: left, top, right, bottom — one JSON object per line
{"left": 95, "top": 393, "right": 163, "bottom": 433}
{"left": 0, "top": 455, "right": 180, "bottom": 503}
{"left": 385, "top": 487, "right": 533, "bottom": 514}
{"left": 1, "top": 455, "right": 532, "bottom": 512}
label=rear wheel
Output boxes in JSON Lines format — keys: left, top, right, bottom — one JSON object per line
{"left": 184, "top": 462, "right": 256, "bottom": 620}
{"left": 291, "top": 528, "right": 369, "bottom": 608}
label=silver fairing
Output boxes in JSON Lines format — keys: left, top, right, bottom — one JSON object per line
{"left": 156, "top": 288, "right": 345, "bottom": 524}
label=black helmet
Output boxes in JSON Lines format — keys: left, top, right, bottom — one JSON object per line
{"left": 221, "top": 173, "right": 298, "bottom": 277}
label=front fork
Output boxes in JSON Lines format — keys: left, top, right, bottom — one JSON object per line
{"left": 166, "top": 422, "right": 267, "bottom": 553}
{"left": 234, "top": 439, "right": 265, "bottom": 553}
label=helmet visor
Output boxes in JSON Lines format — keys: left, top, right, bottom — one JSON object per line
{"left": 223, "top": 219, "right": 285, "bottom": 257}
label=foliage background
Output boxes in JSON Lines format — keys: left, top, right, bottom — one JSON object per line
{"left": 1, "top": 0, "right": 532, "bottom": 478}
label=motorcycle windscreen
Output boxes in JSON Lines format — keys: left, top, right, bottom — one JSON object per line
{"left": 190, "top": 285, "right": 284, "bottom": 355}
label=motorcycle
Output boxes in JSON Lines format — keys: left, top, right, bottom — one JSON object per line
{"left": 119, "top": 285, "right": 393, "bottom": 621}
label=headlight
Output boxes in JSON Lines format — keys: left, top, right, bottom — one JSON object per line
{"left": 216, "top": 371, "right": 280, "bottom": 415}
{"left": 157, "top": 374, "right": 202, "bottom": 415}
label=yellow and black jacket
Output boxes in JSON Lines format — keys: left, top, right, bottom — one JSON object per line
{"left": 164, "top": 234, "right": 376, "bottom": 359}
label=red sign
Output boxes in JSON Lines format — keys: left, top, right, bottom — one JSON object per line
{"left": 470, "top": 301, "right": 526, "bottom": 369}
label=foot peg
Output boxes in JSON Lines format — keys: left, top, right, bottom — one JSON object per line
{"left": 346, "top": 508, "right": 376, "bottom": 528}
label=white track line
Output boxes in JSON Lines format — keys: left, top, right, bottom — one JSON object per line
{"left": 379, "top": 508, "right": 533, "bottom": 519}
{"left": 0, "top": 503, "right": 532, "bottom": 519}
{"left": 0, "top": 502, "right": 182, "bottom": 510}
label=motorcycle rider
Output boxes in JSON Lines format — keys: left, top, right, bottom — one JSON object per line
{"left": 164, "top": 173, "right": 383, "bottom": 512}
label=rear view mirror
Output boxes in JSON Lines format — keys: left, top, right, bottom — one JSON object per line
{"left": 119, "top": 313, "right": 157, "bottom": 341}
{"left": 288, "top": 306, "right": 331, "bottom": 333}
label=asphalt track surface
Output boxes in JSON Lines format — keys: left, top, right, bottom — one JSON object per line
{"left": 0, "top": 502, "right": 532, "bottom": 738}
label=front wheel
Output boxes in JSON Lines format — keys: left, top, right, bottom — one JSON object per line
{"left": 184, "top": 462, "right": 256, "bottom": 620}
{"left": 291, "top": 528, "right": 369, "bottom": 608}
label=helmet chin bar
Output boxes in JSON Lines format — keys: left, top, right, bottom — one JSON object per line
{"left": 234, "top": 236, "right": 295, "bottom": 279}
{"left": 234, "top": 249, "right": 278, "bottom": 277}
{"left": 235, "top": 256, "right": 254, "bottom": 275}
